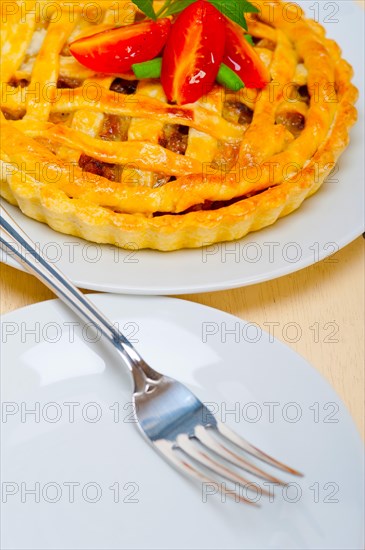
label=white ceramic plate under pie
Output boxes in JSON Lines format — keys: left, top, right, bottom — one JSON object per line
{"left": 1, "top": 1, "right": 364, "bottom": 294}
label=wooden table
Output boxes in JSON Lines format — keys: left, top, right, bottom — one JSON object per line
{"left": 1, "top": 236, "right": 364, "bottom": 439}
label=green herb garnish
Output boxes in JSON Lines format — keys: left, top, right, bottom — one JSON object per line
{"left": 216, "top": 63, "right": 245, "bottom": 90}
{"left": 137, "top": 0, "right": 259, "bottom": 30}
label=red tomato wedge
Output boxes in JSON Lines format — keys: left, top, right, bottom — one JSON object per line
{"left": 161, "top": 0, "right": 225, "bottom": 104}
{"left": 223, "top": 19, "right": 270, "bottom": 89}
{"left": 69, "top": 18, "right": 171, "bottom": 74}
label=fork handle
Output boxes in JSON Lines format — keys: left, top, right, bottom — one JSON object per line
{"left": 0, "top": 204, "right": 143, "bottom": 372}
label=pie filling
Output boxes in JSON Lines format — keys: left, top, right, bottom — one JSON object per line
{"left": 3, "top": 71, "right": 310, "bottom": 214}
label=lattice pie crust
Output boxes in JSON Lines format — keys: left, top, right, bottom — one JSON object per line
{"left": 0, "top": 0, "right": 358, "bottom": 250}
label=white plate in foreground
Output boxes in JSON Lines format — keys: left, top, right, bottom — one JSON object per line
{"left": 1, "top": 294, "right": 363, "bottom": 549}
{"left": 1, "top": 0, "right": 364, "bottom": 294}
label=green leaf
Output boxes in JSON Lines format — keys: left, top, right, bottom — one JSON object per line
{"left": 238, "top": 0, "right": 259, "bottom": 13}
{"left": 165, "top": 0, "right": 258, "bottom": 28}
{"left": 208, "top": 0, "right": 258, "bottom": 30}
{"left": 132, "top": 0, "right": 157, "bottom": 20}
{"left": 244, "top": 34, "right": 254, "bottom": 46}
{"left": 112, "top": 0, "right": 258, "bottom": 35}
{"left": 164, "top": 0, "right": 196, "bottom": 16}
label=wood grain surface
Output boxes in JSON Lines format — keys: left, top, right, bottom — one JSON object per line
{"left": 1, "top": 236, "right": 364, "bottom": 439}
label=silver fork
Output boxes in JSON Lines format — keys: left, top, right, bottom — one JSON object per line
{"left": 0, "top": 204, "right": 302, "bottom": 505}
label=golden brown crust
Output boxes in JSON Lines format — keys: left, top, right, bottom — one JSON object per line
{"left": 0, "top": 0, "right": 358, "bottom": 250}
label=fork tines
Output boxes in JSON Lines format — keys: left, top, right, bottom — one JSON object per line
{"left": 155, "top": 422, "right": 302, "bottom": 505}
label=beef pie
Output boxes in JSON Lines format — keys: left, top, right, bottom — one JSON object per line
{"left": 0, "top": 0, "right": 358, "bottom": 250}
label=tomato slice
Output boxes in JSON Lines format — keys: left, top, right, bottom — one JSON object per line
{"left": 161, "top": 0, "right": 225, "bottom": 104}
{"left": 70, "top": 18, "right": 171, "bottom": 74}
{"left": 223, "top": 19, "right": 270, "bottom": 89}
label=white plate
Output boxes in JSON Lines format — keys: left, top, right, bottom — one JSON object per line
{"left": 1, "top": 0, "right": 364, "bottom": 294}
{"left": 1, "top": 294, "right": 363, "bottom": 550}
